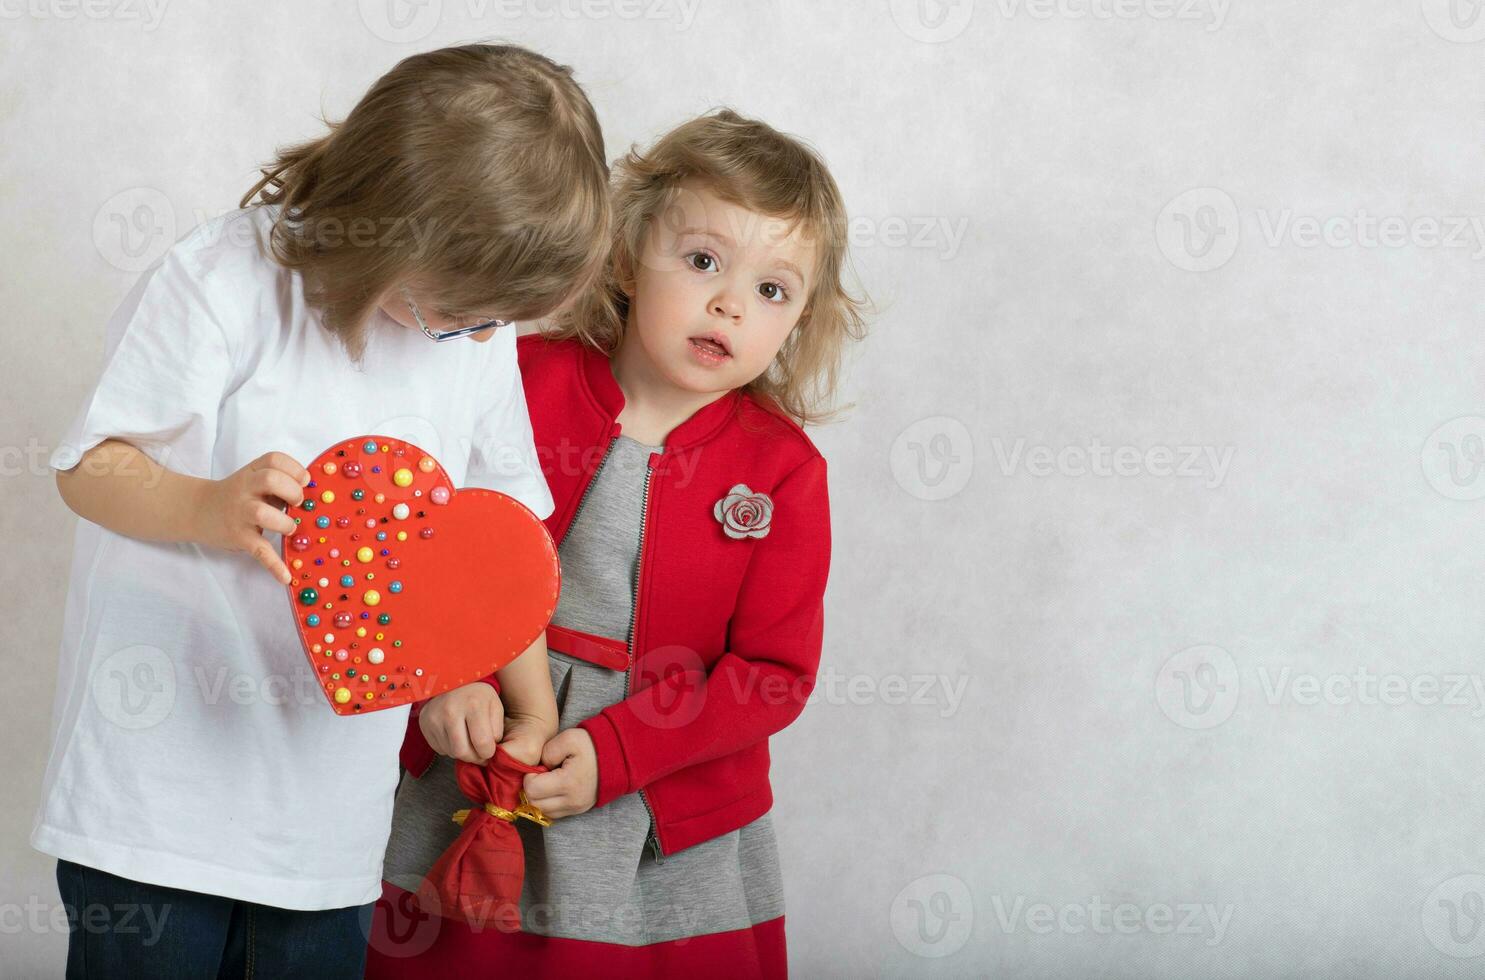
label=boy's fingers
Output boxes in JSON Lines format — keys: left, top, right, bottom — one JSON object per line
{"left": 254, "top": 451, "right": 310, "bottom": 487}
{"left": 420, "top": 701, "right": 452, "bottom": 753}
{"left": 249, "top": 538, "right": 292, "bottom": 585}
{"left": 487, "top": 697, "right": 506, "bottom": 744}
{"left": 253, "top": 502, "right": 297, "bottom": 537}
{"left": 445, "top": 721, "right": 474, "bottom": 763}
{"left": 466, "top": 714, "right": 496, "bottom": 762}
{"left": 253, "top": 468, "right": 305, "bottom": 508}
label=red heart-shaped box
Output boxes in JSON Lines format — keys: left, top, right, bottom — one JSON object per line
{"left": 281, "top": 435, "right": 560, "bottom": 715}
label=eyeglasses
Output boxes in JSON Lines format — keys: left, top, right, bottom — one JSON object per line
{"left": 400, "top": 287, "right": 512, "bottom": 342}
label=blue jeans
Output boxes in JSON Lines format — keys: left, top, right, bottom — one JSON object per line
{"left": 55, "top": 859, "right": 374, "bottom": 979}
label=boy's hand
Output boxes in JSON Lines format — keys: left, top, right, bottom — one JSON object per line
{"left": 419, "top": 682, "right": 505, "bottom": 764}
{"left": 522, "top": 728, "right": 599, "bottom": 819}
{"left": 498, "top": 713, "right": 558, "bottom": 768}
{"left": 194, "top": 451, "right": 310, "bottom": 585}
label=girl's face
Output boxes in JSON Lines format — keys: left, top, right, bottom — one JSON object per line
{"left": 626, "top": 182, "right": 814, "bottom": 394}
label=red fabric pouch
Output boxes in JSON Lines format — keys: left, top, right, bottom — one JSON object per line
{"left": 413, "top": 746, "right": 550, "bottom": 932}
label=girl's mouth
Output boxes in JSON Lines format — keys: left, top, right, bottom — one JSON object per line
{"left": 688, "top": 337, "right": 731, "bottom": 363}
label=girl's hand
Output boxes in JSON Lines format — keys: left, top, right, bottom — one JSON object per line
{"left": 193, "top": 451, "right": 310, "bottom": 585}
{"left": 498, "top": 713, "right": 558, "bottom": 768}
{"left": 419, "top": 682, "right": 505, "bottom": 764}
{"left": 522, "top": 728, "right": 599, "bottom": 819}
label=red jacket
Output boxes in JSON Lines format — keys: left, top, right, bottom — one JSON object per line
{"left": 401, "top": 333, "right": 832, "bottom": 856}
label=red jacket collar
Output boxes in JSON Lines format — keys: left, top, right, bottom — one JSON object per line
{"left": 578, "top": 340, "right": 744, "bottom": 452}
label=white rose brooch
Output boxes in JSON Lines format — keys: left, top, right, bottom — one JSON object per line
{"left": 713, "top": 483, "right": 774, "bottom": 540}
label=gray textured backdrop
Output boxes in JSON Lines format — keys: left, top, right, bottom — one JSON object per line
{"left": 4, "top": 1, "right": 1485, "bottom": 977}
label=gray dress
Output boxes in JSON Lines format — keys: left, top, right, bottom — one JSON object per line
{"left": 381, "top": 435, "right": 785, "bottom": 945}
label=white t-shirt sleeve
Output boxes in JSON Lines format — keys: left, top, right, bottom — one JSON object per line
{"left": 463, "top": 327, "right": 555, "bottom": 521}
{"left": 52, "top": 242, "right": 236, "bottom": 478}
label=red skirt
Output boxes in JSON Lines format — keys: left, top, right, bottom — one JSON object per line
{"left": 364, "top": 881, "right": 788, "bottom": 979}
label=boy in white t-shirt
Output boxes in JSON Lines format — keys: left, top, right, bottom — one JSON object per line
{"left": 39, "top": 43, "right": 609, "bottom": 978}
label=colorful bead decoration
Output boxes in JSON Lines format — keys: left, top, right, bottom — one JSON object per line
{"left": 278, "top": 435, "right": 560, "bottom": 716}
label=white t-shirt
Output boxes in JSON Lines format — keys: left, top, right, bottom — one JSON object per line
{"left": 34, "top": 205, "right": 555, "bottom": 911}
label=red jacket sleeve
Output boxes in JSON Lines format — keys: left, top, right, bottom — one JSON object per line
{"left": 578, "top": 454, "right": 831, "bottom": 806}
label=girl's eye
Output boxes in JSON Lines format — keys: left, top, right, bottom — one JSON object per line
{"left": 758, "top": 281, "right": 789, "bottom": 304}
{"left": 686, "top": 251, "right": 717, "bottom": 273}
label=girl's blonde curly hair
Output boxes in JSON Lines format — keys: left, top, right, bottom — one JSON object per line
{"left": 543, "top": 108, "right": 869, "bottom": 427}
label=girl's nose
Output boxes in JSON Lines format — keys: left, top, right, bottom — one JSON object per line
{"left": 710, "top": 293, "right": 743, "bottom": 318}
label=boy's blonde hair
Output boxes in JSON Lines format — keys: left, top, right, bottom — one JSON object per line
{"left": 241, "top": 43, "right": 610, "bottom": 357}
{"left": 547, "top": 108, "right": 868, "bottom": 427}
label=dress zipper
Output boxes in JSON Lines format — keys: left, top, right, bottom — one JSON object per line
{"left": 566, "top": 422, "right": 666, "bottom": 862}
{"left": 629, "top": 449, "right": 664, "bottom": 862}
{"left": 562, "top": 422, "right": 621, "bottom": 539}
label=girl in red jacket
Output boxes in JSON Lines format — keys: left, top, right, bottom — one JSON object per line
{"left": 367, "top": 108, "right": 867, "bottom": 979}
